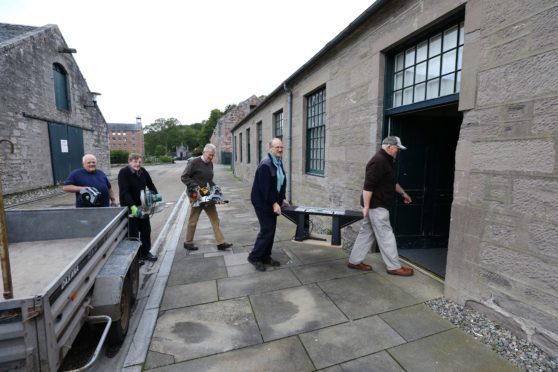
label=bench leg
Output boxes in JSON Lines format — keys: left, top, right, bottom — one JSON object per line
{"left": 331, "top": 216, "right": 341, "bottom": 245}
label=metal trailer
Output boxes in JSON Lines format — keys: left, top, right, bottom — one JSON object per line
{"left": 0, "top": 207, "right": 140, "bottom": 371}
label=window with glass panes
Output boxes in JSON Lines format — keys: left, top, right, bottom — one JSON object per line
{"left": 306, "top": 88, "right": 326, "bottom": 175}
{"left": 246, "top": 128, "right": 251, "bottom": 163}
{"left": 391, "top": 21, "right": 464, "bottom": 108}
{"left": 234, "top": 136, "right": 237, "bottom": 162}
{"left": 257, "top": 121, "right": 262, "bottom": 161}
{"left": 239, "top": 133, "right": 243, "bottom": 162}
{"left": 273, "top": 110, "right": 283, "bottom": 140}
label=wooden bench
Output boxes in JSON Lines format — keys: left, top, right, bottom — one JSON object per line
{"left": 282, "top": 205, "right": 362, "bottom": 246}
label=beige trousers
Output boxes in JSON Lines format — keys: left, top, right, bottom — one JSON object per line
{"left": 185, "top": 202, "right": 225, "bottom": 245}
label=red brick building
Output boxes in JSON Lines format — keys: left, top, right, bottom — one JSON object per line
{"left": 107, "top": 116, "right": 144, "bottom": 155}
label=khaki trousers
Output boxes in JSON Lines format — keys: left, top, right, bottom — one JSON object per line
{"left": 348, "top": 207, "right": 401, "bottom": 270}
{"left": 185, "top": 203, "right": 225, "bottom": 245}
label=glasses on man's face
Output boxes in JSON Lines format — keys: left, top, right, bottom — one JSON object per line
{"left": 273, "top": 146, "right": 284, "bottom": 149}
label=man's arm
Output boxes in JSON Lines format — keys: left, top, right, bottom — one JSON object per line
{"left": 362, "top": 190, "right": 373, "bottom": 218}
{"left": 180, "top": 159, "right": 197, "bottom": 189}
{"left": 62, "top": 184, "right": 84, "bottom": 193}
{"left": 395, "top": 183, "right": 412, "bottom": 204}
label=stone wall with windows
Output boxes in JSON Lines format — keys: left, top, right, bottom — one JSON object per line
{"left": 446, "top": 0, "right": 558, "bottom": 356}
{"left": 0, "top": 24, "right": 109, "bottom": 194}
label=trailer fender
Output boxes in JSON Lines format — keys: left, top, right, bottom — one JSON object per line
{"left": 90, "top": 239, "right": 140, "bottom": 320}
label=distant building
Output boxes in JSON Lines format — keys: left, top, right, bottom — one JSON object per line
{"left": 174, "top": 144, "right": 188, "bottom": 160}
{"left": 0, "top": 23, "right": 109, "bottom": 194}
{"left": 107, "top": 116, "right": 144, "bottom": 155}
{"left": 211, "top": 95, "right": 261, "bottom": 165}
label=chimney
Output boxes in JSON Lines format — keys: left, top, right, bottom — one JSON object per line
{"left": 136, "top": 116, "right": 142, "bottom": 126}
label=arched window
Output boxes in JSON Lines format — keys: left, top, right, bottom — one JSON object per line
{"left": 53, "top": 63, "right": 70, "bottom": 110}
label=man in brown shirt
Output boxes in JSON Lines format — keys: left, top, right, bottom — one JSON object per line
{"left": 347, "top": 136, "right": 414, "bottom": 276}
{"left": 181, "top": 144, "right": 232, "bottom": 251}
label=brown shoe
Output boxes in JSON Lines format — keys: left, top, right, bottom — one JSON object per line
{"left": 347, "top": 262, "right": 373, "bottom": 271}
{"left": 387, "top": 267, "right": 414, "bottom": 276}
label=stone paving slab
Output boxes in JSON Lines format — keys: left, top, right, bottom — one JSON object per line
{"left": 250, "top": 284, "right": 348, "bottom": 341}
{"left": 379, "top": 303, "right": 455, "bottom": 342}
{"left": 285, "top": 244, "right": 349, "bottom": 264}
{"left": 167, "top": 255, "right": 227, "bottom": 286}
{"left": 150, "top": 298, "right": 262, "bottom": 364}
{"left": 291, "top": 258, "right": 364, "bottom": 284}
{"left": 318, "top": 273, "right": 422, "bottom": 320}
{"left": 388, "top": 328, "right": 520, "bottom": 372}
{"left": 146, "top": 336, "right": 315, "bottom": 372}
{"left": 320, "top": 351, "right": 405, "bottom": 372}
{"left": 299, "top": 316, "right": 406, "bottom": 369}
{"left": 160, "top": 280, "right": 218, "bottom": 311}
{"left": 217, "top": 268, "right": 301, "bottom": 300}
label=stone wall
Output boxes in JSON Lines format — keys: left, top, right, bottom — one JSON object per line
{"left": 0, "top": 25, "right": 109, "bottom": 195}
{"left": 212, "top": 95, "right": 261, "bottom": 165}
{"left": 445, "top": 0, "right": 558, "bottom": 356}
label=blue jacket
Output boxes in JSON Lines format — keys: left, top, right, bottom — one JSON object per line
{"left": 251, "top": 153, "right": 286, "bottom": 212}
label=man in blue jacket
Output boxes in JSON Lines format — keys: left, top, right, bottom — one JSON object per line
{"left": 248, "top": 138, "right": 289, "bottom": 271}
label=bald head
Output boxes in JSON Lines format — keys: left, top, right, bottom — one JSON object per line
{"left": 82, "top": 154, "right": 97, "bottom": 173}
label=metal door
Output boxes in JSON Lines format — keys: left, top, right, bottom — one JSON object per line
{"left": 389, "top": 106, "right": 461, "bottom": 249}
{"left": 48, "top": 123, "right": 84, "bottom": 185}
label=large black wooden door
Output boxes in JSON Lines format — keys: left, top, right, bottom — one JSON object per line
{"left": 389, "top": 106, "right": 461, "bottom": 249}
{"left": 48, "top": 123, "right": 84, "bottom": 184}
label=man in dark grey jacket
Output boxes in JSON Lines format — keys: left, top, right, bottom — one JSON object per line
{"left": 248, "top": 138, "right": 289, "bottom": 271}
{"left": 181, "top": 144, "right": 232, "bottom": 251}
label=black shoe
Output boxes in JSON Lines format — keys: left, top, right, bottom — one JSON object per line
{"left": 141, "top": 252, "right": 158, "bottom": 262}
{"left": 262, "top": 257, "right": 281, "bottom": 267}
{"left": 184, "top": 243, "right": 199, "bottom": 251}
{"left": 248, "top": 258, "right": 266, "bottom": 272}
{"left": 217, "top": 242, "right": 233, "bottom": 250}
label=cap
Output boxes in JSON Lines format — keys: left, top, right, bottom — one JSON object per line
{"left": 382, "top": 136, "right": 407, "bottom": 150}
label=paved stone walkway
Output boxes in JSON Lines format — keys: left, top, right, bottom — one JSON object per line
{"left": 136, "top": 164, "right": 518, "bottom": 371}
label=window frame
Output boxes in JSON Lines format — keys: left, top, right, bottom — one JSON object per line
{"left": 305, "top": 86, "right": 326, "bottom": 176}
{"left": 273, "top": 110, "right": 283, "bottom": 140}
{"left": 246, "top": 128, "right": 251, "bottom": 164}
{"left": 53, "top": 63, "right": 70, "bottom": 111}
{"left": 256, "top": 121, "right": 263, "bottom": 162}
{"left": 388, "top": 19, "right": 464, "bottom": 109}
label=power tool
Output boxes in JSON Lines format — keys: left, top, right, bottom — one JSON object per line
{"left": 189, "top": 183, "right": 228, "bottom": 208}
{"left": 79, "top": 186, "right": 101, "bottom": 206}
{"left": 130, "top": 188, "right": 163, "bottom": 218}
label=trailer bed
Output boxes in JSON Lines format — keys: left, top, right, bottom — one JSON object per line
{"left": 0, "top": 237, "right": 91, "bottom": 298}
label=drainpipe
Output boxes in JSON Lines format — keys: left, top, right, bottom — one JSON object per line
{"left": 283, "top": 83, "right": 293, "bottom": 203}
{"left": 0, "top": 139, "right": 15, "bottom": 299}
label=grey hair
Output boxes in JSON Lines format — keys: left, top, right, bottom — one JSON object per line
{"left": 269, "top": 138, "right": 281, "bottom": 148}
{"left": 82, "top": 154, "right": 97, "bottom": 163}
{"left": 381, "top": 144, "right": 390, "bottom": 150}
{"left": 203, "top": 144, "right": 216, "bottom": 152}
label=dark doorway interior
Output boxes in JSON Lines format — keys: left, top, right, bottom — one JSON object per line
{"left": 388, "top": 103, "right": 462, "bottom": 278}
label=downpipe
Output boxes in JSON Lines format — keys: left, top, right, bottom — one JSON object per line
{"left": 283, "top": 83, "right": 293, "bottom": 203}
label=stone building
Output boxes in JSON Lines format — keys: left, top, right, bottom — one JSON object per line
{"left": 0, "top": 23, "right": 109, "bottom": 194}
{"left": 211, "top": 95, "right": 260, "bottom": 165}
{"left": 231, "top": 0, "right": 558, "bottom": 356}
{"left": 107, "top": 116, "right": 145, "bottom": 155}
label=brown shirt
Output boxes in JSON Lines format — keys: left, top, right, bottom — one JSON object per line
{"left": 180, "top": 156, "right": 214, "bottom": 190}
{"left": 361, "top": 149, "right": 396, "bottom": 209}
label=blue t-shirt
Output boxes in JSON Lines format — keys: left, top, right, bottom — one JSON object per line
{"left": 64, "top": 168, "right": 112, "bottom": 207}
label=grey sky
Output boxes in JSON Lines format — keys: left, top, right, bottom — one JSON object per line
{"left": 1, "top": 0, "right": 374, "bottom": 126}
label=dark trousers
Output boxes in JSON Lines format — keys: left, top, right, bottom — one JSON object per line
{"left": 129, "top": 217, "right": 152, "bottom": 256}
{"left": 249, "top": 208, "right": 277, "bottom": 262}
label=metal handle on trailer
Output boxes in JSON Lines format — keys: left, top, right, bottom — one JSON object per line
{"left": 66, "top": 314, "right": 112, "bottom": 372}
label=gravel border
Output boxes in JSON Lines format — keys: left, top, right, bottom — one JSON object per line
{"left": 426, "top": 297, "right": 558, "bottom": 372}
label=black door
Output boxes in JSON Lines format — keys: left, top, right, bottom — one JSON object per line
{"left": 48, "top": 122, "right": 84, "bottom": 184}
{"left": 388, "top": 104, "right": 462, "bottom": 276}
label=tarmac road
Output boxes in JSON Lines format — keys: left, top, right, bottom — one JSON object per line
{"left": 10, "top": 161, "right": 190, "bottom": 371}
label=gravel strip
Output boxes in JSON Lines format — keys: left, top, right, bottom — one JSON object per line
{"left": 426, "top": 297, "right": 558, "bottom": 372}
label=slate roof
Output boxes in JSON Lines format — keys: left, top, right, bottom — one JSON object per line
{"left": 107, "top": 123, "right": 143, "bottom": 131}
{"left": 0, "top": 23, "right": 38, "bottom": 44}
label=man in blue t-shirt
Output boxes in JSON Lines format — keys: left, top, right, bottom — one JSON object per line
{"left": 63, "top": 154, "right": 117, "bottom": 208}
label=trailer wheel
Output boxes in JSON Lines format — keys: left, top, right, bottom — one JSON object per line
{"left": 108, "top": 275, "right": 132, "bottom": 345}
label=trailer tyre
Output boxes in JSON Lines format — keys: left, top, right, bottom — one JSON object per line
{"left": 108, "top": 274, "right": 132, "bottom": 346}
{"left": 129, "top": 255, "right": 140, "bottom": 303}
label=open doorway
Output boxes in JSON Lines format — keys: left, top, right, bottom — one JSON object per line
{"left": 388, "top": 103, "right": 462, "bottom": 278}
